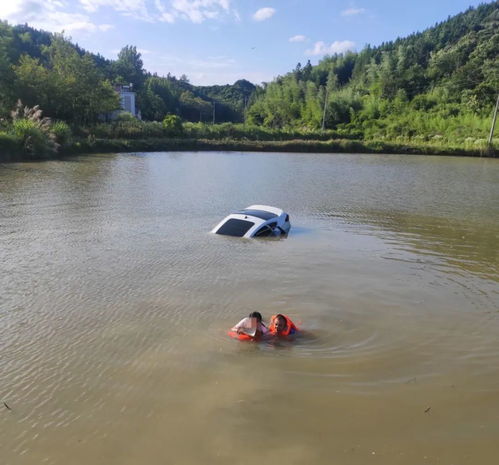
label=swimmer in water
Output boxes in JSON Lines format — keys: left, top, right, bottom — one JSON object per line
{"left": 231, "top": 311, "right": 268, "bottom": 337}
{"left": 268, "top": 314, "right": 298, "bottom": 336}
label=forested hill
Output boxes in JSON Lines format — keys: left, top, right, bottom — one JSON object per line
{"left": 247, "top": 1, "right": 498, "bottom": 139}
{"left": 0, "top": 23, "right": 255, "bottom": 124}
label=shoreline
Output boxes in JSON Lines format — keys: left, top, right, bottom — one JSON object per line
{"left": 0, "top": 137, "right": 496, "bottom": 162}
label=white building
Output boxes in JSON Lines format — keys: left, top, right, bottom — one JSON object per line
{"left": 100, "top": 84, "right": 141, "bottom": 121}
{"left": 117, "top": 84, "right": 137, "bottom": 117}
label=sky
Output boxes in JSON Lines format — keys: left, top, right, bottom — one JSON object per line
{"left": 0, "top": 0, "right": 492, "bottom": 86}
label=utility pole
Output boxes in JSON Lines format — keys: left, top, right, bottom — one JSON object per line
{"left": 488, "top": 93, "right": 499, "bottom": 148}
{"left": 212, "top": 102, "right": 216, "bottom": 125}
{"left": 321, "top": 87, "right": 329, "bottom": 132}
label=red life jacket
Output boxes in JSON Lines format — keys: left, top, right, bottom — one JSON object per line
{"left": 227, "top": 330, "right": 255, "bottom": 341}
{"left": 268, "top": 315, "right": 298, "bottom": 336}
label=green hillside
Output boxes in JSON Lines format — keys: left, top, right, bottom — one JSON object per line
{"left": 0, "top": 24, "right": 253, "bottom": 124}
{"left": 247, "top": 2, "right": 498, "bottom": 144}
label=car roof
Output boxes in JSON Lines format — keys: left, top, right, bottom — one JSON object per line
{"left": 235, "top": 209, "right": 277, "bottom": 221}
{"left": 244, "top": 205, "right": 284, "bottom": 216}
{"left": 226, "top": 213, "right": 266, "bottom": 225}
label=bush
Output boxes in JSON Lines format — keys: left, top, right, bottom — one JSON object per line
{"left": 90, "top": 120, "right": 165, "bottom": 139}
{"left": 162, "top": 114, "right": 184, "bottom": 135}
{"left": 181, "top": 122, "right": 362, "bottom": 141}
{"left": 51, "top": 121, "right": 72, "bottom": 146}
{"left": 12, "top": 119, "right": 58, "bottom": 157}
{"left": 7, "top": 101, "right": 60, "bottom": 157}
{"left": 0, "top": 131, "right": 20, "bottom": 158}
{"left": 115, "top": 111, "right": 136, "bottom": 122}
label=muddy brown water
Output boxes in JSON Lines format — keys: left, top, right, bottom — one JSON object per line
{"left": 1, "top": 152, "right": 498, "bottom": 465}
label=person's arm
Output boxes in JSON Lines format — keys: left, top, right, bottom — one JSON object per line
{"left": 231, "top": 318, "right": 247, "bottom": 332}
{"left": 232, "top": 317, "right": 257, "bottom": 335}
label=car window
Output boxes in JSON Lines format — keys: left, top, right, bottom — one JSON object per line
{"left": 254, "top": 225, "right": 274, "bottom": 237}
{"left": 216, "top": 219, "right": 254, "bottom": 237}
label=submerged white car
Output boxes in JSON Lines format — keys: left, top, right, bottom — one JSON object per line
{"left": 211, "top": 205, "right": 291, "bottom": 238}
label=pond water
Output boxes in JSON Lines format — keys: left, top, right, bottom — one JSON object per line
{"left": 1, "top": 151, "right": 498, "bottom": 465}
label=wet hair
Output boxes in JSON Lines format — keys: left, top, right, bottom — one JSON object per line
{"left": 275, "top": 314, "right": 286, "bottom": 323}
{"left": 249, "top": 311, "right": 263, "bottom": 322}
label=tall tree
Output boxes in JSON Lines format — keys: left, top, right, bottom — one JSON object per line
{"left": 14, "top": 35, "right": 119, "bottom": 124}
{"left": 113, "top": 45, "right": 145, "bottom": 89}
{"left": 0, "top": 21, "right": 14, "bottom": 115}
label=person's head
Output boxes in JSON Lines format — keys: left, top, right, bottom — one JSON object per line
{"left": 249, "top": 311, "right": 263, "bottom": 323}
{"left": 273, "top": 314, "right": 287, "bottom": 333}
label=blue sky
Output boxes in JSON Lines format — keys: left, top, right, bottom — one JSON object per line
{"left": 0, "top": 0, "right": 491, "bottom": 85}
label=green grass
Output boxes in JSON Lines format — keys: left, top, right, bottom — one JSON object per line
{"left": 66, "top": 137, "right": 495, "bottom": 157}
{"left": 1, "top": 130, "right": 496, "bottom": 162}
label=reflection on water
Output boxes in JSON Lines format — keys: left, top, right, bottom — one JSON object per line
{"left": 331, "top": 210, "right": 499, "bottom": 282}
{"left": 1, "top": 152, "right": 498, "bottom": 465}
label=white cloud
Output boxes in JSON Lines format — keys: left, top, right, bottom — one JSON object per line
{"left": 79, "top": 0, "right": 152, "bottom": 20}
{"left": 155, "top": 0, "right": 234, "bottom": 23}
{"left": 306, "top": 40, "right": 355, "bottom": 56}
{"left": 253, "top": 7, "right": 275, "bottom": 21}
{"left": 143, "top": 51, "right": 266, "bottom": 84}
{"left": 341, "top": 8, "right": 366, "bottom": 17}
{"left": 0, "top": 1, "right": 115, "bottom": 33}
{"left": 153, "top": 52, "right": 235, "bottom": 69}
{"left": 154, "top": 0, "right": 176, "bottom": 22}
{"left": 80, "top": 0, "right": 145, "bottom": 12}
{"left": 1, "top": 0, "right": 239, "bottom": 28}
{"left": 0, "top": 0, "right": 60, "bottom": 24}
{"left": 99, "top": 24, "right": 115, "bottom": 31}
{"left": 289, "top": 35, "right": 306, "bottom": 43}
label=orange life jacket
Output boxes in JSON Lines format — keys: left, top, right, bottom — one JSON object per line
{"left": 268, "top": 315, "right": 298, "bottom": 336}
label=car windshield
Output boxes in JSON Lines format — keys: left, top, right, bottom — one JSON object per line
{"left": 215, "top": 218, "right": 255, "bottom": 237}
{"left": 236, "top": 209, "right": 277, "bottom": 220}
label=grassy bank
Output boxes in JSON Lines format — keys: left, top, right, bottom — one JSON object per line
{"left": 2, "top": 116, "right": 497, "bottom": 162}
{"left": 68, "top": 137, "right": 497, "bottom": 157}
{"left": 1, "top": 136, "right": 497, "bottom": 162}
